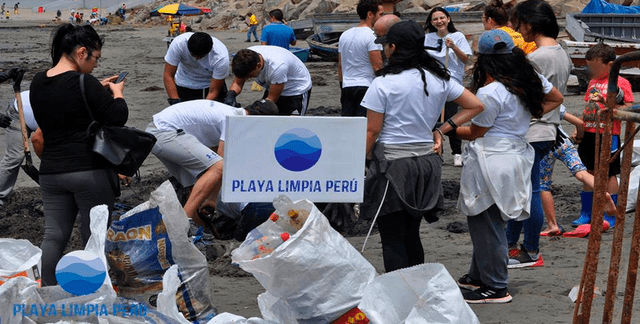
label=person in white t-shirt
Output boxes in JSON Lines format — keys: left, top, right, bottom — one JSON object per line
{"left": 452, "top": 29, "right": 562, "bottom": 304}
{"left": 361, "top": 21, "right": 483, "bottom": 273}
{"left": 226, "top": 45, "right": 312, "bottom": 115}
{"left": 0, "top": 91, "right": 39, "bottom": 210}
{"left": 425, "top": 7, "right": 472, "bottom": 167}
{"left": 163, "top": 32, "right": 230, "bottom": 105}
{"left": 337, "top": 0, "right": 384, "bottom": 117}
{"left": 145, "top": 99, "right": 278, "bottom": 228}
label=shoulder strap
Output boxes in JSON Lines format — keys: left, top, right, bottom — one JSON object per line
{"left": 79, "top": 74, "right": 95, "bottom": 121}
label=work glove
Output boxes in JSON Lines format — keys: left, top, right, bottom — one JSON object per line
{"left": 224, "top": 90, "right": 238, "bottom": 107}
{"left": 10, "top": 68, "right": 24, "bottom": 93}
{"left": 0, "top": 113, "right": 11, "bottom": 128}
{"left": 167, "top": 98, "right": 181, "bottom": 105}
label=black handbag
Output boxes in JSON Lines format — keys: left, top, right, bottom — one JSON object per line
{"left": 80, "top": 74, "right": 156, "bottom": 177}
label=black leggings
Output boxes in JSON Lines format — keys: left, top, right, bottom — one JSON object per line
{"left": 377, "top": 210, "right": 424, "bottom": 272}
{"left": 39, "top": 169, "right": 117, "bottom": 286}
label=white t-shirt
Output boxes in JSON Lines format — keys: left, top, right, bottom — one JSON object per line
{"left": 361, "top": 68, "right": 464, "bottom": 144}
{"left": 249, "top": 45, "right": 312, "bottom": 96}
{"left": 338, "top": 26, "right": 383, "bottom": 88}
{"left": 424, "top": 32, "right": 471, "bottom": 84}
{"left": 473, "top": 73, "right": 554, "bottom": 139}
{"left": 152, "top": 99, "right": 245, "bottom": 148}
{"left": 13, "top": 91, "right": 38, "bottom": 131}
{"left": 525, "top": 44, "right": 572, "bottom": 142}
{"left": 164, "top": 32, "right": 230, "bottom": 90}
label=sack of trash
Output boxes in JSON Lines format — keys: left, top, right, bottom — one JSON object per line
{"left": 358, "top": 263, "right": 479, "bottom": 324}
{"left": 0, "top": 205, "right": 180, "bottom": 324}
{"left": 0, "top": 238, "right": 42, "bottom": 286}
{"left": 105, "top": 180, "right": 217, "bottom": 323}
{"left": 232, "top": 195, "right": 377, "bottom": 323}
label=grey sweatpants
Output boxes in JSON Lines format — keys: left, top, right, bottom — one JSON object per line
{"left": 0, "top": 106, "right": 32, "bottom": 208}
{"left": 39, "top": 169, "right": 116, "bottom": 286}
{"left": 467, "top": 204, "right": 509, "bottom": 289}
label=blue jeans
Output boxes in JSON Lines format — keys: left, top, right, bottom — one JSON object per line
{"left": 506, "top": 140, "right": 553, "bottom": 252}
{"left": 247, "top": 25, "right": 258, "bottom": 41}
{"left": 468, "top": 204, "right": 508, "bottom": 289}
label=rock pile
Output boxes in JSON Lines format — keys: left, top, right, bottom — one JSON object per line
{"left": 128, "top": 0, "right": 637, "bottom": 31}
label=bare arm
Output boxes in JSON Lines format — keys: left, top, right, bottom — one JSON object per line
{"left": 217, "top": 140, "right": 225, "bottom": 158}
{"left": 369, "top": 50, "right": 383, "bottom": 72}
{"left": 445, "top": 38, "right": 470, "bottom": 64}
{"left": 365, "top": 110, "right": 383, "bottom": 157}
{"left": 205, "top": 79, "right": 226, "bottom": 101}
{"left": 266, "top": 83, "right": 285, "bottom": 103}
{"left": 163, "top": 63, "right": 179, "bottom": 99}
{"left": 31, "top": 128, "right": 43, "bottom": 157}
{"left": 261, "top": 41, "right": 267, "bottom": 45}
{"left": 456, "top": 124, "right": 490, "bottom": 141}
{"left": 291, "top": 39, "right": 297, "bottom": 46}
{"left": 228, "top": 78, "right": 246, "bottom": 96}
{"left": 436, "top": 89, "right": 484, "bottom": 136}
{"left": 542, "top": 87, "right": 563, "bottom": 115}
{"left": 337, "top": 53, "right": 343, "bottom": 83}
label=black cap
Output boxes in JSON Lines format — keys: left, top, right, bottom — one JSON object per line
{"left": 245, "top": 99, "right": 278, "bottom": 115}
{"left": 375, "top": 20, "right": 425, "bottom": 49}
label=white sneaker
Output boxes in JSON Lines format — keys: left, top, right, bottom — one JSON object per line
{"left": 454, "top": 154, "right": 463, "bottom": 167}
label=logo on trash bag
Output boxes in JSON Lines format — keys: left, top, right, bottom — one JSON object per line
{"left": 55, "top": 250, "right": 106, "bottom": 296}
{"left": 274, "top": 128, "right": 322, "bottom": 172}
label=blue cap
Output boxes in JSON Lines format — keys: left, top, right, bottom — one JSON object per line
{"left": 477, "top": 29, "right": 515, "bottom": 55}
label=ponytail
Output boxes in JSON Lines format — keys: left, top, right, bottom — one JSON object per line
{"left": 50, "top": 23, "right": 104, "bottom": 66}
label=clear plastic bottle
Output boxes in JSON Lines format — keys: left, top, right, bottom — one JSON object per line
{"left": 232, "top": 229, "right": 290, "bottom": 261}
{"left": 268, "top": 212, "right": 297, "bottom": 234}
{"left": 288, "top": 209, "right": 309, "bottom": 231}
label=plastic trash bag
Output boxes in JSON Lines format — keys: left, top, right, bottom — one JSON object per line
{"left": 105, "top": 180, "right": 217, "bottom": 323}
{"left": 358, "top": 263, "right": 479, "bottom": 324}
{"left": 626, "top": 165, "right": 640, "bottom": 212}
{"left": 0, "top": 205, "right": 180, "bottom": 324}
{"left": 0, "top": 239, "right": 42, "bottom": 286}
{"left": 233, "top": 195, "right": 377, "bottom": 323}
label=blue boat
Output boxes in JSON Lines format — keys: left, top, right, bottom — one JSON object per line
{"left": 290, "top": 47, "right": 310, "bottom": 62}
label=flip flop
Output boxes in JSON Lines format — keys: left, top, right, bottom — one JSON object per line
{"left": 540, "top": 226, "right": 565, "bottom": 237}
{"left": 563, "top": 224, "right": 591, "bottom": 238}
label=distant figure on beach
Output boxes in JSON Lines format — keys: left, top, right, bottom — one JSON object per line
{"left": 116, "top": 3, "right": 125, "bottom": 20}
{"left": 245, "top": 12, "right": 259, "bottom": 42}
{"left": 226, "top": 46, "right": 313, "bottom": 115}
{"left": 1, "top": 3, "right": 5, "bottom": 15}
{"left": 68, "top": 9, "right": 75, "bottom": 24}
{"left": 337, "top": 0, "right": 384, "bottom": 117}
{"left": 163, "top": 31, "right": 230, "bottom": 103}
{"left": 13, "top": 2, "right": 17, "bottom": 15}
{"left": 260, "top": 9, "right": 296, "bottom": 50}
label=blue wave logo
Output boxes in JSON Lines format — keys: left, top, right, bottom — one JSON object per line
{"left": 274, "top": 128, "right": 322, "bottom": 172}
{"left": 55, "top": 250, "right": 106, "bottom": 296}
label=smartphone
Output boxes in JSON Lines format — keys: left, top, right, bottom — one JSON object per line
{"left": 115, "top": 71, "right": 128, "bottom": 83}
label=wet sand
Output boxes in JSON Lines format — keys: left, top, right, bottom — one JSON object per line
{"left": 1, "top": 10, "right": 640, "bottom": 323}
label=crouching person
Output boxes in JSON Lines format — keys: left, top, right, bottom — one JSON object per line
{"left": 145, "top": 99, "right": 278, "bottom": 227}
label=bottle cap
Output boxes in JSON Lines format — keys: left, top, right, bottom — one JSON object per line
{"left": 281, "top": 233, "right": 290, "bottom": 241}
{"left": 269, "top": 213, "right": 279, "bottom": 222}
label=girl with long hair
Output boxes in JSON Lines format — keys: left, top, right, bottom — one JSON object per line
{"left": 454, "top": 29, "right": 562, "bottom": 303}
{"left": 361, "top": 21, "right": 483, "bottom": 272}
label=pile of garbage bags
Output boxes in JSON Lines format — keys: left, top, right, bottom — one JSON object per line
{"left": 0, "top": 181, "right": 479, "bottom": 324}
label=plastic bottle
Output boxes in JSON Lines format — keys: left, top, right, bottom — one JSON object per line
{"left": 233, "top": 229, "right": 290, "bottom": 261}
{"left": 288, "top": 208, "right": 309, "bottom": 231}
{"left": 268, "top": 212, "right": 297, "bottom": 234}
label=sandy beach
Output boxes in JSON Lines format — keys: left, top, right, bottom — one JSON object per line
{"left": 2, "top": 9, "right": 640, "bottom": 323}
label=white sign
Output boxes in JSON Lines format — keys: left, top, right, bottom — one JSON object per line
{"left": 222, "top": 116, "right": 366, "bottom": 203}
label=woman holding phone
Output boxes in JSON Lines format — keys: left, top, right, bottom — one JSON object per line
{"left": 30, "top": 23, "right": 129, "bottom": 286}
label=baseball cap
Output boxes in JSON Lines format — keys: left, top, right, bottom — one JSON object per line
{"left": 477, "top": 29, "right": 515, "bottom": 55}
{"left": 244, "top": 99, "right": 278, "bottom": 115}
{"left": 375, "top": 20, "right": 425, "bottom": 49}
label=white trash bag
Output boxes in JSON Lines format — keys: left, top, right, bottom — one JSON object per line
{"left": 359, "top": 263, "right": 479, "bottom": 324}
{"left": 0, "top": 238, "right": 42, "bottom": 286}
{"left": 232, "top": 195, "right": 377, "bottom": 323}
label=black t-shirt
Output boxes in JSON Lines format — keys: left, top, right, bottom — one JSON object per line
{"left": 30, "top": 71, "right": 128, "bottom": 174}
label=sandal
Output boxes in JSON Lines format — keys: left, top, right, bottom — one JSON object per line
{"left": 540, "top": 226, "right": 565, "bottom": 237}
